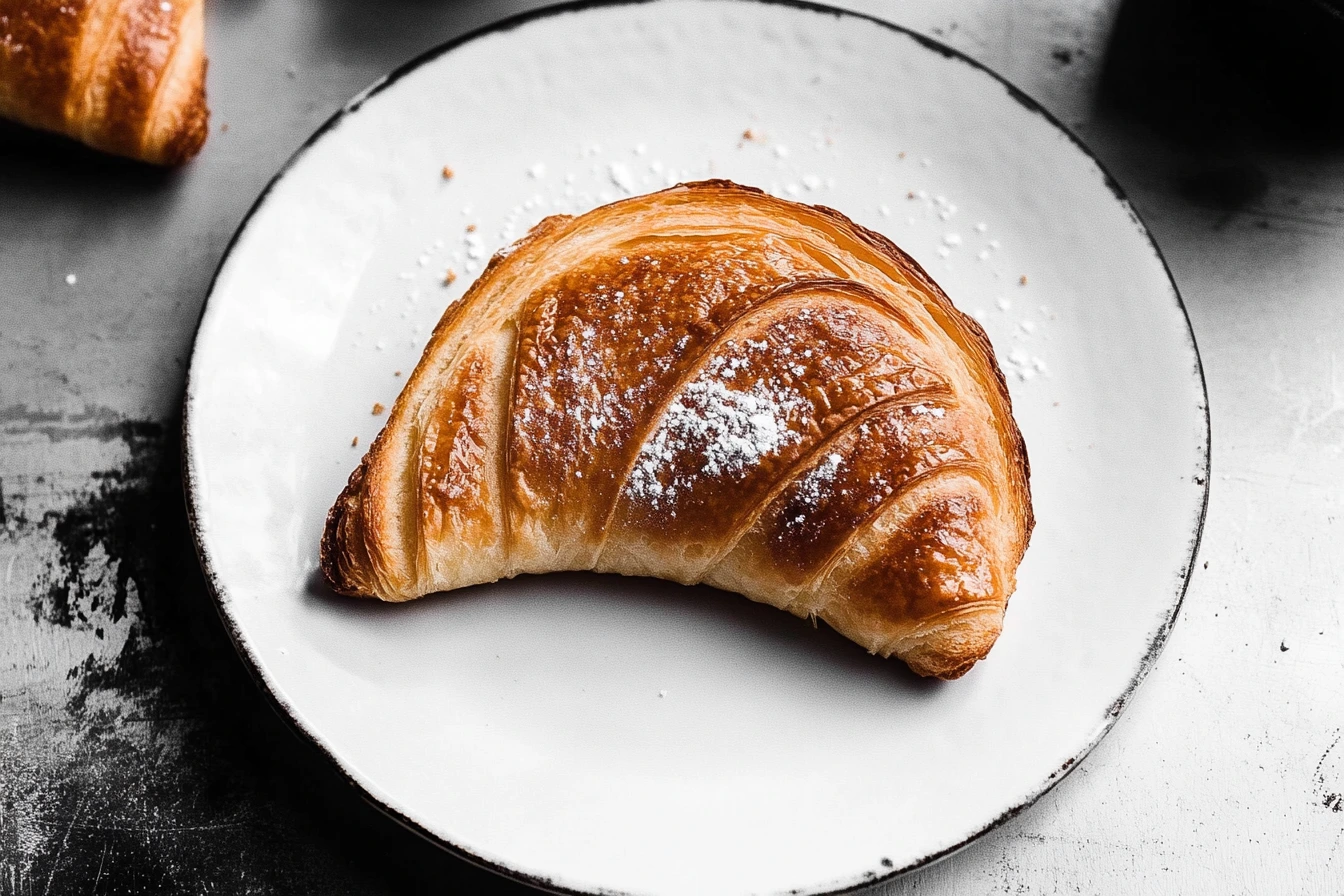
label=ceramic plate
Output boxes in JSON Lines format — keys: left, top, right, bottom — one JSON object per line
{"left": 184, "top": 2, "right": 1209, "bottom": 894}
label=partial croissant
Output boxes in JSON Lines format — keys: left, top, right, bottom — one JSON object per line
{"left": 323, "top": 181, "right": 1033, "bottom": 679}
{"left": 0, "top": 0, "right": 208, "bottom": 165}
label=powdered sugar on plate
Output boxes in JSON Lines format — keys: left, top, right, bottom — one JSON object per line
{"left": 374, "top": 132, "right": 1051, "bottom": 389}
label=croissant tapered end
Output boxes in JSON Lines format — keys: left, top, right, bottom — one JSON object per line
{"left": 0, "top": 0, "right": 209, "bottom": 165}
{"left": 322, "top": 181, "right": 1033, "bottom": 679}
{"left": 320, "top": 461, "right": 379, "bottom": 599}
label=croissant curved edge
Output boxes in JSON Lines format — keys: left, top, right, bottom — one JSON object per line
{"left": 321, "top": 180, "right": 1033, "bottom": 680}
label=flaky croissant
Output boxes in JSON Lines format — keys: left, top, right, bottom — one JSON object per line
{"left": 322, "top": 181, "right": 1033, "bottom": 679}
{"left": 0, "top": 0, "right": 207, "bottom": 165}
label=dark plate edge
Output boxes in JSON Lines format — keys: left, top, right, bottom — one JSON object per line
{"left": 180, "top": 2, "right": 1214, "bottom": 894}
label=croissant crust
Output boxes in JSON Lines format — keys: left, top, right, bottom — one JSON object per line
{"left": 322, "top": 181, "right": 1033, "bottom": 679}
{"left": 0, "top": 0, "right": 208, "bottom": 165}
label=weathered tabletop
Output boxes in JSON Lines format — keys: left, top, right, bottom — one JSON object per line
{"left": 3, "top": 0, "right": 1342, "bottom": 892}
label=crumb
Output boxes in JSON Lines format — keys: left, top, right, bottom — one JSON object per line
{"left": 64, "top": 273, "right": 77, "bottom": 285}
{"left": 393, "top": 370, "right": 402, "bottom": 377}
{"left": 658, "top": 689, "right": 667, "bottom": 698}
{"left": 1019, "top": 274, "right": 1028, "bottom": 286}
{"left": 443, "top": 268, "right": 457, "bottom": 285}
{"left": 371, "top": 402, "right": 385, "bottom": 416}
{"left": 441, "top": 165, "right": 454, "bottom": 180}
{"left": 351, "top": 436, "right": 359, "bottom": 447}
{"left": 742, "top": 128, "right": 756, "bottom": 141}
{"left": 907, "top": 191, "right": 916, "bottom": 199}
{"left": 898, "top": 151, "right": 906, "bottom": 159}
{"left": 220, "top": 122, "right": 229, "bottom": 133}
{"left": 1053, "top": 401, "right": 1060, "bottom": 407}
{"left": 465, "top": 223, "right": 477, "bottom": 233}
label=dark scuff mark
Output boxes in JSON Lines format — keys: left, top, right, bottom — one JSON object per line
{"left": 5, "top": 420, "right": 527, "bottom": 895}
{"left": 1314, "top": 732, "right": 1344, "bottom": 817}
{"left": 1051, "top": 48, "right": 1073, "bottom": 65}
{"left": 0, "top": 404, "right": 135, "bottom": 443}
{"left": 28, "top": 421, "right": 161, "bottom": 630}
{"left": 1281, "top": 641, "right": 1289, "bottom": 652}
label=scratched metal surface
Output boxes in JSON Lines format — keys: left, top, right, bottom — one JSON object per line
{"left": 2, "top": 0, "right": 1342, "bottom": 893}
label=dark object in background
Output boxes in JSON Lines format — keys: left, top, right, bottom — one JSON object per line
{"left": 1101, "top": 0, "right": 1344, "bottom": 144}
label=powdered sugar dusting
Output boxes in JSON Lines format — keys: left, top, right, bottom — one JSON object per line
{"left": 785, "top": 451, "right": 844, "bottom": 526}
{"left": 626, "top": 363, "right": 802, "bottom": 510}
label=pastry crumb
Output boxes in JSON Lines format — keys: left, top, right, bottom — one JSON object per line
{"left": 443, "top": 268, "right": 457, "bottom": 285}
{"left": 220, "top": 122, "right": 229, "bottom": 133}
{"left": 371, "top": 402, "right": 385, "bottom": 416}
{"left": 441, "top": 165, "right": 454, "bottom": 180}
{"left": 898, "top": 151, "right": 906, "bottom": 159}
{"left": 742, "top": 128, "right": 756, "bottom": 141}
{"left": 465, "top": 223, "right": 477, "bottom": 233}
{"left": 1019, "top": 274, "right": 1029, "bottom": 286}
{"left": 351, "top": 436, "right": 358, "bottom": 447}
{"left": 393, "top": 370, "right": 401, "bottom": 377}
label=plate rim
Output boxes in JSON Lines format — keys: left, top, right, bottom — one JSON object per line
{"left": 180, "top": 1, "right": 1213, "bottom": 893}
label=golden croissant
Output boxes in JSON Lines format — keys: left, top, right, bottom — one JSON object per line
{"left": 0, "top": 0, "right": 208, "bottom": 165}
{"left": 323, "top": 181, "right": 1033, "bottom": 679}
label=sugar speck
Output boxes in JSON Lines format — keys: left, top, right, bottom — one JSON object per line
{"left": 64, "top": 273, "right": 77, "bottom": 286}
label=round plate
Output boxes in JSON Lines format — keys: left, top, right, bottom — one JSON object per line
{"left": 183, "top": 3, "right": 1209, "bottom": 894}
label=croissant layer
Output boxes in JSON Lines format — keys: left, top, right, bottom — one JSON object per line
{"left": 322, "top": 182, "right": 1033, "bottom": 679}
{"left": 0, "top": 0, "right": 208, "bottom": 164}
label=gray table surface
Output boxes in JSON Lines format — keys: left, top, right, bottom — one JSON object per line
{"left": 3, "top": 0, "right": 1343, "bottom": 892}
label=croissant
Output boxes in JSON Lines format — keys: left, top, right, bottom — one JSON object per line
{"left": 322, "top": 181, "right": 1033, "bottom": 679}
{"left": 0, "top": 0, "right": 207, "bottom": 165}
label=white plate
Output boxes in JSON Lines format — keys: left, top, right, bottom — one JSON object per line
{"left": 183, "top": 3, "right": 1209, "bottom": 894}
